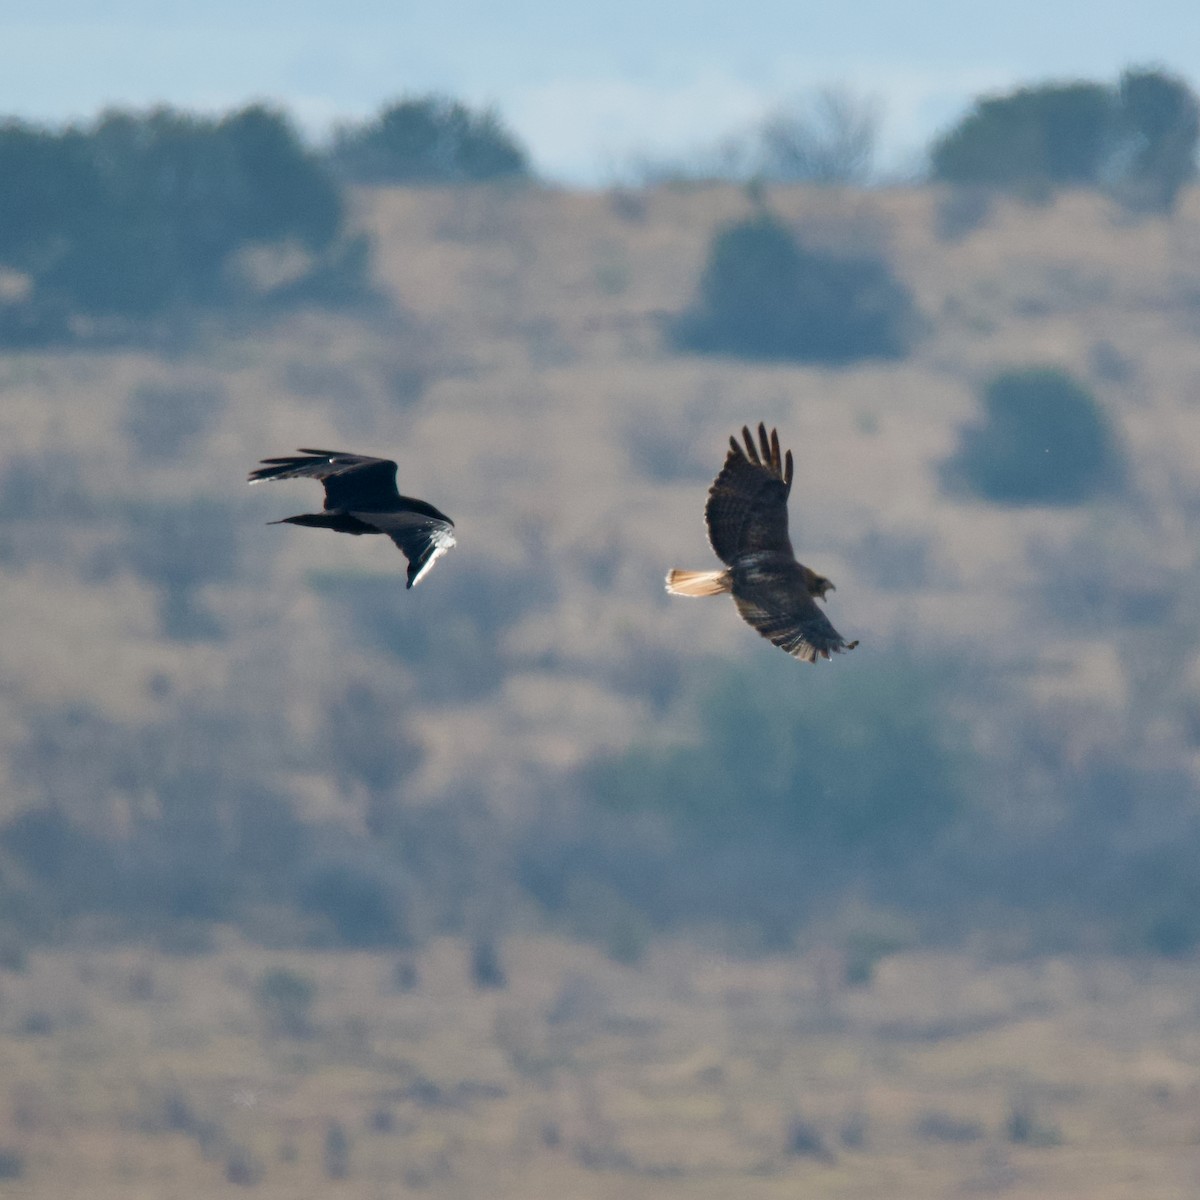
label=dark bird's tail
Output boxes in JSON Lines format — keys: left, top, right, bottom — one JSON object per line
{"left": 665, "top": 568, "right": 732, "bottom": 597}
{"left": 268, "top": 512, "right": 378, "bottom": 534}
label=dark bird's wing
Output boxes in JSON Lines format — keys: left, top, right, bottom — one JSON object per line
{"left": 249, "top": 447, "right": 456, "bottom": 585}
{"left": 704, "top": 423, "right": 795, "bottom": 565}
{"left": 248, "top": 449, "right": 401, "bottom": 511}
{"left": 367, "top": 511, "right": 458, "bottom": 588}
{"left": 733, "top": 587, "right": 859, "bottom": 664}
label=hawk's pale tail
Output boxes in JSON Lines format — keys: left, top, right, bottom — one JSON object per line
{"left": 665, "top": 568, "right": 732, "bottom": 597}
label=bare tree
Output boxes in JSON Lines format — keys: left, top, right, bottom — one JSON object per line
{"left": 758, "top": 87, "right": 881, "bottom": 184}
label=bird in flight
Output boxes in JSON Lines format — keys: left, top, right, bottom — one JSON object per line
{"left": 666, "top": 424, "right": 858, "bottom": 663}
{"left": 248, "top": 449, "right": 456, "bottom": 588}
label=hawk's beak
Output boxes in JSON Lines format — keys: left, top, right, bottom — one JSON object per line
{"left": 826, "top": 583, "right": 836, "bottom": 593}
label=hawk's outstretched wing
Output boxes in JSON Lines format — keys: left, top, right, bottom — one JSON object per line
{"left": 704, "top": 423, "right": 794, "bottom": 565}
{"left": 733, "top": 589, "right": 859, "bottom": 663}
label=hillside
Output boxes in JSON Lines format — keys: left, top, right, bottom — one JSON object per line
{"left": 2, "top": 181, "right": 1200, "bottom": 943}
{"left": 4, "top": 179, "right": 1200, "bottom": 1195}
{"left": 5, "top": 934, "right": 1200, "bottom": 1199}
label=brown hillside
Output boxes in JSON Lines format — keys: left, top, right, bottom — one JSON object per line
{"left": 2, "top": 183, "right": 1199, "bottom": 825}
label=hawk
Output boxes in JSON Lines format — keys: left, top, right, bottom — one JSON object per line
{"left": 666, "top": 423, "right": 858, "bottom": 663}
{"left": 248, "top": 449, "right": 456, "bottom": 588}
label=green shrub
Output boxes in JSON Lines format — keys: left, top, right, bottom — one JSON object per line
{"left": 588, "top": 655, "right": 966, "bottom": 858}
{"left": 224, "top": 1144, "right": 264, "bottom": 1186}
{"left": 2, "top": 805, "right": 95, "bottom": 883}
{"left": 931, "top": 82, "right": 1113, "bottom": 190}
{"left": 256, "top": 967, "right": 316, "bottom": 1038}
{"left": 933, "top": 186, "right": 993, "bottom": 242}
{"left": 0, "top": 105, "right": 359, "bottom": 339}
{"left": 299, "top": 862, "right": 409, "bottom": 948}
{"left": 1005, "top": 1099, "right": 1061, "bottom": 1146}
{"left": 672, "top": 212, "right": 918, "bottom": 364}
{"left": 323, "top": 1120, "right": 352, "bottom": 1180}
{"left": 931, "top": 67, "right": 1199, "bottom": 213}
{"left": 0, "top": 122, "right": 97, "bottom": 272}
{"left": 943, "top": 367, "right": 1125, "bottom": 506}
{"left": 784, "top": 1114, "right": 835, "bottom": 1162}
{"left": 1115, "top": 834, "right": 1200, "bottom": 956}
{"left": 59, "top": 106, "right": 342, "bottom": 315}
{"left": 914, "top": 1110, "right": 984, "bottom": 1144}
{"left": 1116, "top": 67, "right": 1200, "bottom": 212}
{"left": 470, "top": 937, "right": 507, "bottom": 989}
{"left": 843, "top": 927, "right": 908, "bottom": 987}
{"left": 330, "top": 96, "right": 530, "bottom": 184}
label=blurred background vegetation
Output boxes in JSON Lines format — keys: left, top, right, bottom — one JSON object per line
{"left": 1, "top": 69, "right": 1200, "bottom": 962}
{"left": 2, "top": 63, "right": 1200, "bottom": 1196}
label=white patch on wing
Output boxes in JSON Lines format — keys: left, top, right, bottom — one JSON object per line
{"left": 409, "top": 527, "right": 456, "bottom": 588}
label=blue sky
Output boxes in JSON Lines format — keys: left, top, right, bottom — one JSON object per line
{"left": 7, "top": 1, "right": 1200, "bottom": 182}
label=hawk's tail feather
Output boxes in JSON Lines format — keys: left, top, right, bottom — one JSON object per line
{"left": 665, "top": 568, "right": 732, "bottom": 597}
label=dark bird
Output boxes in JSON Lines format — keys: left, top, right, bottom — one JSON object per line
{"left": 248, "top": 449, "right": 456, "bottom": 588}
{"left": 666, "top": 423, "right": 858, "bottom": 663}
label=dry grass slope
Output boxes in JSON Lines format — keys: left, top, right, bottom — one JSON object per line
{"left": 1, "top": 937, "right": 1200, "bottom": 1197}
{"left": 3, "top": 183, "right": 1200, "bottom": 814}
{"left": 3, "top": 180, "right": 1200, "bottom": 1193}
